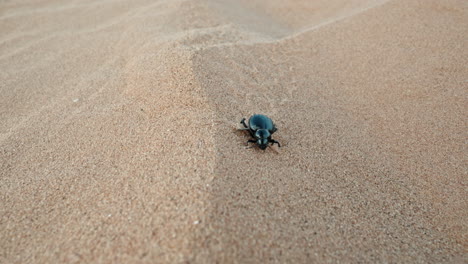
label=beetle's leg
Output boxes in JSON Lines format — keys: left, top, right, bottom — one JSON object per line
{"left": 247, "top": 139, "right": 256, "bottom": 145}
{"left": 270, "top": 139, "right": 281, "bottom": 147}
{"left": 240, "top": 118, "right": 249, "bottom": 128}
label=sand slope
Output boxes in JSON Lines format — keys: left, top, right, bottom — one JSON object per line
{"left": 1, "top": 0, "right": 466, "bottom": 263}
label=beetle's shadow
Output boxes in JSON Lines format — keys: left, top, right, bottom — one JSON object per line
{"left": 232, "top": 126, "right": 250, "bottom": 147}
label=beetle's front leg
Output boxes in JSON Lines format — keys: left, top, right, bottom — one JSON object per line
{"left": 270, "top": 139, "right": 281, "bottom": 147}
{"left": 246, "top": 139, "right": 256, "bottom": 145}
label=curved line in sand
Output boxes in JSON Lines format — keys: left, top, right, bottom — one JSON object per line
{"left": 194, "top": 0, "right": 392, "bottom": 49}
{"left": 281, "top": 0, "right": 392, "bottom": 41}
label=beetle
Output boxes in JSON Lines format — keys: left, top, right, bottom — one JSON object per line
{"left": 239, "top": 114, "right": 281, "bottom": 150}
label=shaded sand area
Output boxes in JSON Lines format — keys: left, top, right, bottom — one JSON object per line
{"left": 1, "top": 0, "right": 467, "bottom": 262}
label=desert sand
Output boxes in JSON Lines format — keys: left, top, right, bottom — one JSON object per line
{"left": 1, "top": 0, "right": 467, "bottom": 263}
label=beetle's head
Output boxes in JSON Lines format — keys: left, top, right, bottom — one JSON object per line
{"left": 257, "top": 139, "right": 268, "bottom": 150}
{"left": 255, "top": 129, "right": 270, "bottom": 150}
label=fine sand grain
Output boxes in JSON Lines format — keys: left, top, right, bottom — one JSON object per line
{"left": 1, "top": 0, "right": 467, "bottom": 263}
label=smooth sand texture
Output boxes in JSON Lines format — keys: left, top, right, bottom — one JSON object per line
{"left": 1, "top": 0, "right": 467, "bottom": 263}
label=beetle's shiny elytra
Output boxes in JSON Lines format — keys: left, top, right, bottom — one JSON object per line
{"left": 240, "top": 114, "right": 281, "bottom": 150}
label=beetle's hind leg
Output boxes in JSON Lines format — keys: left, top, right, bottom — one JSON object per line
{"left": 240, "top": 118, "right": 249, "bottom": 128}
{"left": 238, "top": 118, "right": 249, "bottom": 131}
{"left": 269, "top": 139, "right": 281, "bottom": 147}
{"left": 272, "top": 124, "right": 278, "bottom": 133}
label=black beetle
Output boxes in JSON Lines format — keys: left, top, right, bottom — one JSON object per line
{"left": 240, "top": 114, "right": 281, "bottom": 150}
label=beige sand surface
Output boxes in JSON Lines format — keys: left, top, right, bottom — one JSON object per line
{"left": 1, "top": 0, "right": 467, "bottom": 263}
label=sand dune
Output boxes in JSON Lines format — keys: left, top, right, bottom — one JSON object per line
{"left": 1, "top": 0, "right": 466, "bottom": 263}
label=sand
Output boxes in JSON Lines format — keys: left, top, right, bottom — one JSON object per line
{"left": 1, "top": 0, "right": 467, "bottom": 263}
